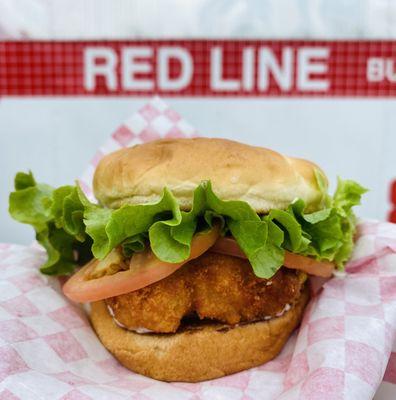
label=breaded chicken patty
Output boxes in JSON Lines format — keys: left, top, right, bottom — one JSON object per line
{"left": 105, "top": 252, "right": 307, "bottom": 333}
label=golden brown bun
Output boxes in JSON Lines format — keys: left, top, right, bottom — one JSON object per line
{"left": 90, "top": 285, "right": 309, "bottom": 382}
{"left": 93, "top": 138, "right": 326, "bottom": 212}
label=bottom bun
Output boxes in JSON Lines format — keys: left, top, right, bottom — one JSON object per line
{"left": 90, "top": 285, "right": 309, "bottom": 382}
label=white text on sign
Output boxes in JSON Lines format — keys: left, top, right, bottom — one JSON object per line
{"left": 83, "top": 46, "right": 331, "bottom": 93}
{"left": 367, "top": 58, "right": 396, "bottom": 83}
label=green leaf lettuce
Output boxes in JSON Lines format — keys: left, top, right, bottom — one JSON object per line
{"left": 9, "top": 171, "right": 367, "bottom": 278}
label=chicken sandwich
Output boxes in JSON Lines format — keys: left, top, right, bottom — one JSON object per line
{"left": 9, "top": 138, "right": 366, "bottom": 382}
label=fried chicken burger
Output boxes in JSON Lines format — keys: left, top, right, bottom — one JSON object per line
{"left": 9, "top": 138, "right": 366, "bottom": 382}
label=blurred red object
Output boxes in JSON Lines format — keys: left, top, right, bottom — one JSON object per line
{"left": 389, "top": 180, "right": 396, "bottom": 223}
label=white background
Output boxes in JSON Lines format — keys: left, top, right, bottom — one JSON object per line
{"left": 1, "top": 0, "right": 396, "bottom": 39}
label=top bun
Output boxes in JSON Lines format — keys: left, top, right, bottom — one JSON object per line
{"left": 93, "top": 138, "right": 326, "bottom": 213}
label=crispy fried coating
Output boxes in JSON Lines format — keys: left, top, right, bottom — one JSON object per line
{"left": 105, "top": 252, "right": 306, "bottom": 333}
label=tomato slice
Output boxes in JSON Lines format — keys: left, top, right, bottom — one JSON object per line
{"left": 210, "top": 236, "right": 245, "bottom": 259}
{"left": 284, "top": 251, "right": 334, "bottom": 278}
{"left": 63, "top": 227, "right": 220, "bottom": 303}
{"left": 210, "top": 236, "right": 335, "bottom": 278}
{"left": 309, "top": 276, "right": 331, "bottom": 297}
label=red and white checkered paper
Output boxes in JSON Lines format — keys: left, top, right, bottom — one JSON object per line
{"left": 1, "top": 98, "right": 396, "bottom": 400}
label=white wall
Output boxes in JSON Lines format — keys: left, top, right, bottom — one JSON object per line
{"left": 1, "top": 0, "right": 396, "bottom": 40}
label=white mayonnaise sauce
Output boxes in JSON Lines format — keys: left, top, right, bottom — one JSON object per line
{"left": 106, "top": 304, "right": 154, "bottom": 333}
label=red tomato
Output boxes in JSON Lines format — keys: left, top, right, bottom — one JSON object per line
{"left": 210, "top": 236, "right": 335, "bottom": 278}
{"left": 63, "top": 227, "right": 220, "bottom": 303}
{"left": 284, "top": 251, "right": 334, "bottom": 278}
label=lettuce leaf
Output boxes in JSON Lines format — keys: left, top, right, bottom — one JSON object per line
{"left": 285, "top": 178, "right": 367, "bottom": 267}
{"left": 9, "top": 172, "right": 91, "bottom": 275}
{"left": 9, "top": 171, "right": 367, "bottom": 277}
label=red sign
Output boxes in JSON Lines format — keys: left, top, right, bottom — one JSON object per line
{"left": 1, "top": 40, "right": 396, "bottom": 96}
{"left": 390, "top": 180, "right": 396, "bottom": 223}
